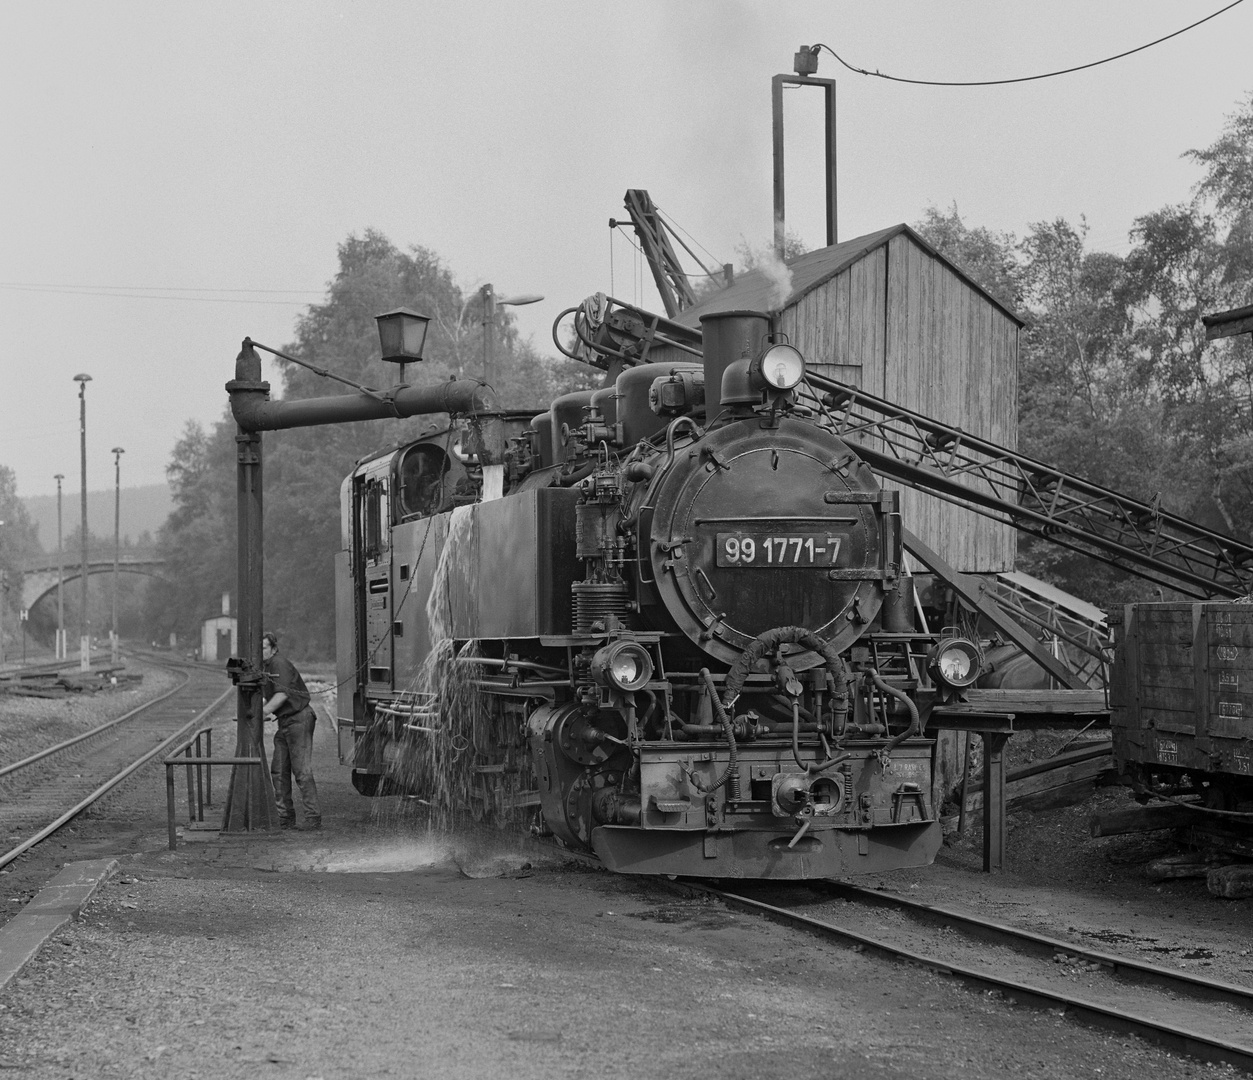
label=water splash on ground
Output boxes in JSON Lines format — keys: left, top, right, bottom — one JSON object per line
{"left": 321, "top": 836, "right": 452, "bottom": 873}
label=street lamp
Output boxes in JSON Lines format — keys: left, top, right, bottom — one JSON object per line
{"left": 110, "top": 447, "right": 124, "bottom": 664}
{"left": 73, "top": 373, "right": 91, "bottom": 671}
{"left": 54, "top": 473, "right": 65, "bottom": 659}
{"left": 478, "top": 285, "right": 543, "bottom": 384}
{"left": 375, "top": 308, "right": 431, "bottom": 386}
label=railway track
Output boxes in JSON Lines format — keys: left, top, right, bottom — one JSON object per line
{"left": 682, "top": 879, "right": 1253, "bottom": 1073}
{"left": 0, "top": 654, "right": 232, "bottom": 871}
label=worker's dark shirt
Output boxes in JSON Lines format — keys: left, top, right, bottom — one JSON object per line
{"left": 263, "top": 652, "right": 311, "bottom": 719}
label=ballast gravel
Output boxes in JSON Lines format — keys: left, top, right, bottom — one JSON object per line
{"left": 0, "top": 676, "right": 1245, "bottom": 1079}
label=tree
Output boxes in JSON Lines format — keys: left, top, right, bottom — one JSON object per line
{"left": 915, "top": 203, "right": 1022, "bottom": 313}
{"left": 143, "top": 420, "right": 237, "bottom": 648}
{"left": 1187, "top": 91, "right": 1253, "bottom": 226}
{"left": 913, "top": 207, "right": 1195, "bottom": 605}
{"left": 261, "top": 231, "right": 584, "bottom": 655}
{"left": 0, "top": 466, "right": 45, "bottom": 655}
{"left": 148, "top": 230, "right": 590, "bottom": 658}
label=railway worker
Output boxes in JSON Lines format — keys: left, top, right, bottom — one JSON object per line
{"left": 260, "top": 631, "right": 322, "bottom": 831}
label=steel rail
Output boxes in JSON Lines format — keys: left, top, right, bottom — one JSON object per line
{"left": 824, "top": 881, "right": 1253, "bottom": 1013}
{"left": 0, "top": 664, "right": 192, "bottom": 780}
{"left": 0, "top": 681, "right": 232, "bottom": 871}
{"left": 688, "top": 882, "right": 1253, "bottom": 1073}
{"left": 0, "top": 650, "right": 109, "bottom": 681}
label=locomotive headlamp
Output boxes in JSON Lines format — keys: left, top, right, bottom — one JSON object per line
{"left": 591, "top": 641, "right": 654, "bottom": 692}
{"left": 754, "top": 343, "right": 806, "bottom": 391}
{"left": 928, "top": 632, "right": 983, "bottom": 690}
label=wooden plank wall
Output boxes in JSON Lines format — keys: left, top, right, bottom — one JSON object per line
{"left": 881, "top": 234, "right": 1017, "bottom": 573}
{"left": 780, "top": 246, "right": 886, "bottom": 391}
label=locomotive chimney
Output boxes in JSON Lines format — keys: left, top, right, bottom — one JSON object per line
{"left": 698, "top": 310, "right": 771, "bottom": 419}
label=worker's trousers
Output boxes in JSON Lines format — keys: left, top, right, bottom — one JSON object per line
{"left": 271, "top": 706, "right": 321, "bottom": 823}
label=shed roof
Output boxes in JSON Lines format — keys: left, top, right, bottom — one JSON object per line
{"left": 675, "top": 223, "right": 1024, "bottom": 328}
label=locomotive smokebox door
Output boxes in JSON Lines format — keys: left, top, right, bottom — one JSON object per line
{"left": 647, "top": 416, "right": 899, "bottom": 662}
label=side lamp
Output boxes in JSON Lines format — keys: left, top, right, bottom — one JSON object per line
{"left": 927, "top": 628, "right": 985, "bottom": 696}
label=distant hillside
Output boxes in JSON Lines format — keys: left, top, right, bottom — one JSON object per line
{"left": 23, "top": 483, "right": 173, "bottom": 552}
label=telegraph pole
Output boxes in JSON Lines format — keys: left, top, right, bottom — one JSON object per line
{"left": 111, "top": 447, "right": 124, "bottom": 664}
{"left": 54, "top": 473, "right": 65, "bottom": 659}
{"left": 73, "top": 374, "right": 92, "bottom": 671}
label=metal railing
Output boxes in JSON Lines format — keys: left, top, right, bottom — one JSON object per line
{"left": 163, "top": 724, "right": 262, "bottom": 849}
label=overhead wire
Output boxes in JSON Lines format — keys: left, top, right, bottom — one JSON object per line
{"left": 0, "top": 281, "right": 319, "bottom": 294}
{"left": 812, "top": 0, "right": 1245, "bottom": 88}
{"left": 651, "top": 206, "right": 725, "bottom": 279}
{"left": 654, "top": 205, "right": 726, "bottom": 276}
{"left": 0, "top": 282, "right": 317, "bottom": 306}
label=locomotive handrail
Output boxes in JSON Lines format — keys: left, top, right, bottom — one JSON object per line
{"left": 800, "top": 374, "right": 1253, "bottom": 600}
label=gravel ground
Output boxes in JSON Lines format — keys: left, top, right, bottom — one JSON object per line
{"left": 0, "top": 660, "right": 181, "bottom": 767}
{"left": 0, "top": 677, "right": 1248, "bottom": 1078}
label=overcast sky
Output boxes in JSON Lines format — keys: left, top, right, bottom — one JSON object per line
{"left": 3, "top": 1, "right": 1250, "bottom": 499}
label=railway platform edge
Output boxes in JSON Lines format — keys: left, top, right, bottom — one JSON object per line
{"left": 0, "top": 858, "right": 117, "bottom": 990}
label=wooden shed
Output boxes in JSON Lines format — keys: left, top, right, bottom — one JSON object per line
{"left": 650, "top": 223, "right": 1023, "bottom": 574}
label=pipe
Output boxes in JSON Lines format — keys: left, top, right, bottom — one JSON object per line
{"left": 681, "top": 669, "right": 742, "bottom": 796}
{"left": 228, "top": 340, "right": 501, "bottom": 433}
{"left": 869, "top": 670, "right": 921, "bottom": 754}
{"left": 793, "top": 700, "right": 851, "bottom": 775}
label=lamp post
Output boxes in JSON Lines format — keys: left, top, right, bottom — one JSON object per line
{"left": 73, "top": 374, "right": 91, "bottom": 671}
{"left": 478, "top": 285, "right": 543, "bottom": 384}
{"left": 54, "top": 473, "right": 65, "bottom": 659}
{"left": 110, "top": 447, "right": 124, "bottom": 664}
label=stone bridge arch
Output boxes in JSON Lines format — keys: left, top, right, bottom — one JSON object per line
{"left": 20, "top": 558, "right": 167, "bottom": 613}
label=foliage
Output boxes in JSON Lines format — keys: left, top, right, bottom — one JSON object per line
{"left": 915, "top": 203, "right": 1022, "bottom": 313}
{"left": 915, "top": 94, "right": 1253, "bottom": 607}
{"left": 0, "top": 465, "right": 43, "bottom": 652}
{"left": 147, "top": 230, "right": 594, "bottom": 657}
{"left": 143, "top": 421, "right": 237, "bottom": 649}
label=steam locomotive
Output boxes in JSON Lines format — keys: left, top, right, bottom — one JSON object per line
{"left": 335, "top": 310, "right": 984, "bottom": 878}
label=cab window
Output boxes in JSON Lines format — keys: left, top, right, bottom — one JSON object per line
{"left": 398, "top": 445, "right": 451, "bottom": 519}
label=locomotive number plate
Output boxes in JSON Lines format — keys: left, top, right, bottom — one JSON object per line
{"left": 716, "top": 532, "right": 843, "bottom": 567}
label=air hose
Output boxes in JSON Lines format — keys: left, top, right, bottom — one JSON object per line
{"left": 721, "top": 625, "right": 851, "bottom": 716}
{"left": 868, "top": 670, "right": 921, "bottom": 753}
